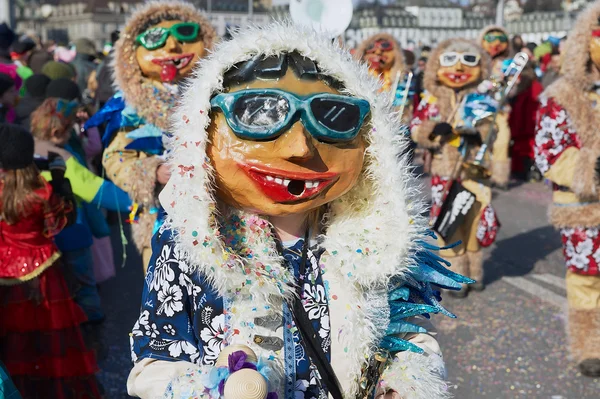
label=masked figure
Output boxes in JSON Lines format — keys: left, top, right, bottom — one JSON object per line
{"left": 355, "top": 34, "right": 413, "bottom": 118}
{"left": 85, "top": 1, "right": 216, "bottom": 270}
{"left": 127, "top": 23, "right": 471, "bottom": 399}
{"left": 411, "top": 39, "right": 499, "bottom": 297}
{"left": 479, "top": 26, "right": 513, "bottom": 189}
{"left": 534, "top": 1, "right": 600, "bottom": 377}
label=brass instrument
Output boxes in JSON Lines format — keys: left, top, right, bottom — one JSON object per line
{"left": 462, "top": 52, "right": 530, "bottom": 178}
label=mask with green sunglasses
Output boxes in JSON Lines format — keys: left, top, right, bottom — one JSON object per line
{"left": 136, "top": 22, "right": 201, "bottom": 50}
{"left": 483, "top": 33, "right": 508, "bottom": 44}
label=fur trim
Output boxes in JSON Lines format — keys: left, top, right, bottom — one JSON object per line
{"left": 431, "top": 145, "right": 461, "bottom": 179}
{"left": 129, "top": 156, "right": 163, "bottom": 207}
{"left": 132, "top": 212, "right": 158, "bottom": 253}
{"left": 559, "top": 1, "right": 600, "bottom": 92}
{"left": 543, "top": 81, "right": 600, "bottom": 151}
{"left": 491, "top": 159, "right": 511, "bottom": 186}
{"left": 568, "top": 307, "right": 600, "bottom": 362}
{"left": 572, "top": 147, "right": 599, "bottom": 200}
{"left": 478, "top": 25, "right": 512, "bottom": 59}
{"left": 354, "top": 33, "right": 406, "bottom": 79}
{"left": 423, "top": 38, "right": 492, "bottom": 120}
{"left": 112, "top": 1, "right": 216, "bottom": 131}
{"left": 412, "top": 120, "right": 441, "bottom": 150}
{"left": 379, "top": 351, "right": 451, "bottom": 399}
{"left": 466, "top": 250, "right": 484, "bottom": 282}
{"left": 549, "top": 202, "right": 600, "bottom": 228}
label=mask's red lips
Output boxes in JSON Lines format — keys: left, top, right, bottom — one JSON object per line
{"left": 151, "top": 53, "right": 195, "bottom": 82}
{"left": 239, "top": 163, "right": 339, "bottom": 203}
{"left": 443, "top": 72, "right": 472, "bottom": 83}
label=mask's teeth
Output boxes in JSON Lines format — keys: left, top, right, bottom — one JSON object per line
{"left": 306, "top": 181, "right": 318, "bottom": 189}
{"left": 283, "top": 179, "right": 291, "bottom": 187}
{"left": 274, "top": 177, "right": 283, "bottom": 185}
{"left": 266, "top": 175, "right": 274, "bottom": 181}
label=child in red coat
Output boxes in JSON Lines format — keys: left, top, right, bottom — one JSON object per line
{"left": 0, "top": 124, "right": 101, "bottom": 398}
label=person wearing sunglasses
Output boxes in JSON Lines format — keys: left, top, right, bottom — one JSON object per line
{"left": 127, "top": 22, "right": 471, "bottom": 399}
{"left": 411, "top": 38, "right": 498, "bottom": 298}
{"left": 479, "top": 25, "right": 514, "bottom": 190}
{"left": 534, "top": 2, "right": 600, "bottom": 378}
{"left": 87, "top": 1, "right": 216, "bottom": 272}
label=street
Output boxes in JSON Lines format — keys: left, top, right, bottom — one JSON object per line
{"left": 97, "top": 180, "right": 600, "bottom": 398}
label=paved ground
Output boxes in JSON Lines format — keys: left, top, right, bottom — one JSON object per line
{"left": 97, "top": 179, "right": 600, "bottom": 398}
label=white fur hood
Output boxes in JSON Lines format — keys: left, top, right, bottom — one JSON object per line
{"left": 159, "top": 21, "right": 429, "bottom": 299}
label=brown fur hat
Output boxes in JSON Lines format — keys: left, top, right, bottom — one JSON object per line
{"left": 113, "top": 1, "right": 216, "bottom": 130}
{"left": 478, "top": 25, "right": 512, "bottom": 59}
{"left": 423, "top": 38, "right": 492, "bottom": 102}
{"left": 558, "top": 0, "right": 600, "bottom": 91}
{"left": 354, "top": 33, "right": 406, "bottom": 78}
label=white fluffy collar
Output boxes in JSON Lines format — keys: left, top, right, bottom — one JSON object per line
{"left": 159, "top": 21, "right": 428, "bottom": 300}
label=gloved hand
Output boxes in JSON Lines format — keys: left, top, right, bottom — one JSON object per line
{"left": 431, "top": 122, "right": 453, "bottom": 137}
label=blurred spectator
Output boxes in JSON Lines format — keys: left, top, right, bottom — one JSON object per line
{"left": 41, "top": 61, "right": 76, "bottom": 81}
{"left": 14, "top": 73, "right": 50, "bottom": 128}
{"left": 94, "top": 31, "right": 120, "bottom": 108}
{"left": 541, "top": 49, "right": 562, "bottom": 88}
{"left": 10, "top": 38, "right": 35, "bottom": 85}
{"left": 0, "top": 23, "right": 16, "bottom": 51}
{"left": 511, "top": 35, "right": 524, "bottom": 55}
{"left": 414, "top": 56, "right": 427, "bottom": 107}
{"left": 72, "top": 39, "right": 98, "bottom": 92}
{"left": 0, "top": 73, "right": 17, "bottom": 124}
{"left": 27, "top": 50, "right": 52, "bottom": 74}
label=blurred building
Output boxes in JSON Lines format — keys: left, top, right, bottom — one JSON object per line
{"left": 14, "top": 0, "right": 141, "bottom": 47}
{"left": 194, "top": 0, "right": 273, "bottom": 37}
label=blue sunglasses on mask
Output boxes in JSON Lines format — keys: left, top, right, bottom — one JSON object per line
{"left": 210, "top": 88, "right": 371, "bottom": 143}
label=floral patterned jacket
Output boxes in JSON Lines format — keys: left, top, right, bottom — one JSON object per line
{"left": 131, "top": 229, "right": 333, "bottom": 398}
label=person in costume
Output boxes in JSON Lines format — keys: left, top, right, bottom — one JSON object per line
{"left": 479, "top": 26, "right": 513, "bottom": 189}
{"left": 411, "top": 39, "right": 499, "bottom": 297}
{"left": 355, "top": 33, "right": 413, "bottom": 117}
{"left": 85, "top": 1, "right": 216, "bottom": 272}
{"left": 534, "top": 1, "right": 600, "bottom": 377}
{"left": 0, "top": 125, "right": 101, "bottom": 398}
{"left": 127, "top": 22, "right": 472, "bottom": 399}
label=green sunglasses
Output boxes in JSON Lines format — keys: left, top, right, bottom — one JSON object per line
{"left": 136, "top": 22, "right": 201, "bottom": 50}
{"left": 484, "top": 33, "right": 508, "bottom": 43}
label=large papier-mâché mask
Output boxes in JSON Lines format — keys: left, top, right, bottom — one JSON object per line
{"left": 208, "top": 70, "right": 368, "bottom": 216}
{"left": 482, "top": 30, "right": 508, "bottom": 59}
{"left": 135, "top": 19, "right": 205, "bottom": 83}
{"left": 590, "top": 28, "right": 600, "bottom": 71}
{"left": 362, "top": 38, "right": 396, "bottom": 73}
{"left": 437, "top": 51, "right": 482, "bottom": 89}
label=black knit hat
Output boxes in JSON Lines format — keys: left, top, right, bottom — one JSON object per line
{"left": 24, "top": 74, "right": 51, "bottom": 98}
{"left": 11, "top": 38, "right": 35, "bottom": 55}
{"left": 0, "top": 23, "right": 16, "bottom": 50}
{"left": 0, "top": 73, "right": 15, "bottom": 96}
{"left": 0, "top": 124, "right": 34, "bottom": 170}
{"left": 45, "top": 78, "right": 81, "bottom": 101}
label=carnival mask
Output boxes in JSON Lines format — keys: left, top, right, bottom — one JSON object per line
{"left": 482, "top": 30, "right": 508, "bottom": 59}
{"left": 135, "top": 20, "right": 205, "bottom": 83}
{"left": 437, "top": 51, "right": 482, "bottom": 89}
{"left": 590, "top": 28, "right": 600, "bottom": 71}
{"left": 363, "top": 39, "right": 396, "bottom": 72}
{"left": 207, "top": 70, "right": 369, "bottom": 216}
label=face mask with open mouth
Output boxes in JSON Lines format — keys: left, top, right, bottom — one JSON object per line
{"left": 443, "top": 72, "right": 472, "bottom": 83}
{"left": 239, "top": 164, "right": 339, "bottom": 202}
{"left": 151, "top": 53, "right": 194, "bottom": 82}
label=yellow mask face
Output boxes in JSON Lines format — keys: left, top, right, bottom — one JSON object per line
{"left": 437, "top": 52, "right": 482, "bottom": 90}
{"left": 208, "top": 70, "right": 367, "bottom": 217}
{"left": 362, "top": 39, "right": 396, "bottom": 73}
{"left": 135, "top": 20, "right": 206, "bottom": 83}
{"left": 481, "top": 30, "right": 509, "bottom": 58}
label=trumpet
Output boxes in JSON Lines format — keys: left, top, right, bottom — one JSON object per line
{"left": 462, "top": 52, "right": 530, "bottom": 178}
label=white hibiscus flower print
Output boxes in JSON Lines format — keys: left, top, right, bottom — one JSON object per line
{"left": 303, "top": 283, "right": 327, "bottom": 320}
{"left": 179, "top": 272, "right": 202, "bottom": 298}
{"left": 199, "top": 309, "right": 225, "bottom": 365}
{"left": 294, "top": 379, "right": 309, "bottom": 399}
{"left": 157, "top": 284, "right": 184, "bottom": 317}
{"left": 168, "top": 340, "right": 199, "bottom": 361}
{"left": 151, "top": 244, "right": 176, "bottom": 292}
{"left": 144, "top": 322, "right": 160, "bottom": 338}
